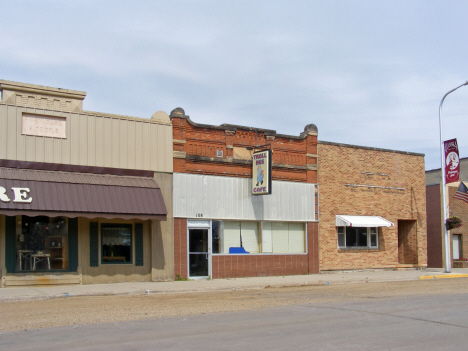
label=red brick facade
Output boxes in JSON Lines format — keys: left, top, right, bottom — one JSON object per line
{"left": 426, "top": 184, "right": 442, "bottom": 267}
{"left": 426, "top": 160, "right": 468, "bottom": 269}
{"left": 173, "top": 219, "right": 319, "bottom": 278}
{"left": 318, "top": 142, "right": 427, "bottom": 270}
{"left": 171, "top": 108, "right": 319, "bottom": 279}
{"left": 426, "top": 184, "right": 468, "bottom": 268}
{"left": 172, "top": 109, "right": 317, "bottom": 183}
{"left": 448, "top": 186, "right": 468, "bottom": 264}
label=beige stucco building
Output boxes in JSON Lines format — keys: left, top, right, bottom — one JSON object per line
{"left": 0, "top": 80, "right": 174, "bottom": 286}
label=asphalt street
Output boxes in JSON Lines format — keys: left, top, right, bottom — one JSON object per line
{"left": 2, "top": 290, "right": 468, "bottom": 350}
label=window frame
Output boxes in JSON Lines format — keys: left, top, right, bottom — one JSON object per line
{"left": 211, "top": 220, "right": 307, "bottom": 255}
{"left": 337, "top": 226, "right": 379, "bottom": 249}
{"left": 100, "top": 223, "right": 133, "bottom": 265}
{"left": 14, "top": 215, "right": 71, "bottom": 272}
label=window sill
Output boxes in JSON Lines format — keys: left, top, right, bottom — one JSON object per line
{"left": 338, "top": 247, "right": 379, "bottom": 251}
{"left": 213, "top": 253, "right": 308, "bottom": 256}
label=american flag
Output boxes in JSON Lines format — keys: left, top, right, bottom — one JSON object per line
{"left": 454, "top": 181, "right": 468, "bottom": 204}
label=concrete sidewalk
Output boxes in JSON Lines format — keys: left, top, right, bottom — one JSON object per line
{"left": 1, "top": 268, "right": 468, "bottom": 302}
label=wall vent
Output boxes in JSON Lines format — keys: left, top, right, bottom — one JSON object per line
{"left": 217, "top": 150, "right": 223, "bottom": 158}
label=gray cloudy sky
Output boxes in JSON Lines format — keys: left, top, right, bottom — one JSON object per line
{"left": 2, "top": 1, "right": 468, "bottom": 170}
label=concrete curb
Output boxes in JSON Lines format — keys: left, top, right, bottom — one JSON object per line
{"left": 2, "top": 269, "right": 468, "bottom": 303}
{"left": 420, "top": 274, "right": 468, "bottom": 280}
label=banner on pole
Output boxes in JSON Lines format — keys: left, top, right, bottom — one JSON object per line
{"left": 444, "top": 138, "right": 460, "bottom": 183}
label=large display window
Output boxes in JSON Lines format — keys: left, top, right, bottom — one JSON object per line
{"left": 17, "top": 216, "right": 69, "bottom": 271}
{"left": 212, "top": 220, "right": 306, "bottom": 254}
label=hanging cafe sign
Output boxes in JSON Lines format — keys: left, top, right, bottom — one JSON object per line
{"left": 252, "top": 149, "right": 272, "bottom": 195}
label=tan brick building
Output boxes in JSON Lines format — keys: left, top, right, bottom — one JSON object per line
{"left": 318, "top": 141, "right": 427, "bottom": 270}
{"left": 171, "top": 108, "right": 319, "bottom": 279}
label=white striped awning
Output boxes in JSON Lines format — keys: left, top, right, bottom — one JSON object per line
{"left": 335, "top": 215, "right": 394, "bottom": 227}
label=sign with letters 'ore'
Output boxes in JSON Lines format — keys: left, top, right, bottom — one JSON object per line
{"left": 252, "top": 149, "right": 272, "bottom": 195}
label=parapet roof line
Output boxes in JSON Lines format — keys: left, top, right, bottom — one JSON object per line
{"left": 318, "top": 140, "right": 424, "bottom": 157}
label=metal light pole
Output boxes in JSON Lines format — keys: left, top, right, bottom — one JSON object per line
{"left": 439, "top": 81, "right": 468, "bottom": 273}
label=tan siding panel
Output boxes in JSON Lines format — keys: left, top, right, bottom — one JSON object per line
{"left": 7, "top": 106, "right": 19, "bottom": 160}
{"left": 79, "top": 113, "right": 89, "bottom": 166}
{"left": 62, "top": 112, "right": 72, "bottom": 164}
{"left": 95, "top": 115, "right": 104, "bottom": 166}
{"left": 142, "top": 122, "right": 151, "bottom": 170}
{"left": 87, "top": 115, "right": 96, "bottom": 166}
{"left": 44, "top": 136, "right": 54, "bottom": 163}
{"left": 165, "top": 126, "right": 174, "bottom": 172}
{"left": 104, "top": 118, "right": 113, "bottom": 168}
{"left": 0, "top": 105, "right": 6, "bottom": 159}
{"left": 70, "top": 114, "right": 80, "bottom": 165}
{"left": 127, "top": 121, "right": 136, "bottom": 170}
{"left": 111, "top": 118, "right": 120, "bottom": 168}
{"left": 119, "top": 119, "right": 129, "bottom": 169}
{"left": 134, "top": 122, "right": 144, "bottom": 170}
{"left": 156, "top": 124, "right": 166, "bottom": 171}
{"left": 1, "top": 104, "right": 172, "bottom": 172}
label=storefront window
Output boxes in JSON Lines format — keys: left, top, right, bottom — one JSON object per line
{"left": 262, "top": 222, "right": 305, "bottom": 253}
{"left": 101, "top": 224, "right": 132, "bottom": 264}
{"left": 18, "top": 216, "right": 69, "bottom": 271}
{"left": 214, "top": 220, "right": 306, "bottom": 254}
{"left": 337, "top": 226, "right": 378, "bottom": 249}
{"left": 212, "top": 221, "right": 221, "bottom": 254}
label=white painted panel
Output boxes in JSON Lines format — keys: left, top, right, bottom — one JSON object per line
{"left": 262, "top": 222, "right": 273, "bottom": 253}
{"left": 173, "top": 173, "right": 317, "bottom": 222}
{"left": 289, "top": 222, "right": 305, "bottom": 253}
{"left": 272, "top": 222, "right": 288, "bottom": 253}
{"left": 241, "top": 221, "right": 260, "bottom": 253}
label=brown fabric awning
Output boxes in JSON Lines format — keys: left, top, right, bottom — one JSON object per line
{"left": 0, "top": 166, "right": 167, "bottom": 220}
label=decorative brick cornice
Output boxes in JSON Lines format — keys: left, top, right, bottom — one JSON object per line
{"left": 173, "top": 151, "right": 186, "bottom": 159}
{"left": 169, "top": 107, "right": 318, "bottom": 140}
{"left": 272, "top": 163, "right": 318, "bottom": 171}
{"left": 185, "top": 154, "right": 316, "bottom": 171}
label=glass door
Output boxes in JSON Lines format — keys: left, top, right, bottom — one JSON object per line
{"left": 188, "top": 226, "right": 211, "bottom": 278}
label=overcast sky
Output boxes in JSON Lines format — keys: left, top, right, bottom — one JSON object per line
{"left": 2, "top": 1, "right": 468, "bottom": 170}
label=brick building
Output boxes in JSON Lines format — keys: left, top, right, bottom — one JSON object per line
{"left": 318, "top": 141, "right": 427, "bottom": 271}
{"left": 171, "top": 108, "right": 319, "bottom": 279}
{"left": 426, "top": 158, "right": 468, "bottom": 268}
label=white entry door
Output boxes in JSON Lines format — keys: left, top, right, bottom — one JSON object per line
{"left": 453, "top": 234, "right": 461, "bottom": 260}
{"left": 187, "top": 220, "right": 212, "bottom": 279}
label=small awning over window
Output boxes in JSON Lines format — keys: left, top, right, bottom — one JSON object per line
{"left": 335, "top": 215, "right": 394, "bottom": 227}
{"left": 0, "top": 164, "right": 167, "bottom": 220}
